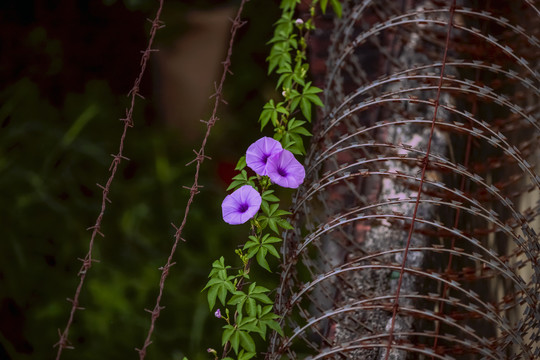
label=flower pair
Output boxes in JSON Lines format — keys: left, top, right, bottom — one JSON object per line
{"left": 221, "top": 137, "right": 305, "bottom": 225}
{"left": 246, "top": 137, "right": 305, "bottom": 189}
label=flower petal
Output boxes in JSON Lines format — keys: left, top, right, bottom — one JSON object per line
{"left": 221, "top": 185, "right": 262, "bottom": 224}
{"left": 267, "top": 149, "right": 305, "bottom": 188}
{"left": 246, "top": 137, "right": 283, "bottom": 176}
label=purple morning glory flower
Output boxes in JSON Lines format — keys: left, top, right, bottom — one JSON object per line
{"left": 266, "top": 149, "right": 305, "bottom": 189}
{"left": 222, "top": 185, "right": 262, "bottom": 225}
{"left": 246, "top": 137, "right": 283, "bottom": 176}
{"left": 214, "top": 309, "right": 221, "bottom": 318}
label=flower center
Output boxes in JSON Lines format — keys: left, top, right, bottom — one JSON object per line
{"left": 239, "top": 203, "right": 249, "bottom": 213}
{"left": 261, "top": 153, "right": 270, "bottom": 163}
{"left": 277, "top": 167, "right": 287, "bottom": 177}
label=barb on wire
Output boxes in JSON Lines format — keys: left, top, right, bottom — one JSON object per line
{"left": 53, "top": 1, "right": 165, "bottom": 358}
{"left": 135, "top": 1, "right": 250, "bottom": 359}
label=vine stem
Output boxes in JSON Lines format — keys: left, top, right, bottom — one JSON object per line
{"left": 383, "top": 2, "right": 456, "bottom": 359}
{"left": 53, "top": 1, "right": 165, "bottom": 358}
{"left": 220, "top": 257, "right": 253, "bottom": 360}
{"left": 135, "top": 1, "right": 250, "bottom": 358}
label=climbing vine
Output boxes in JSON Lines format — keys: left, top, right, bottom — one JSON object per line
{"left": 202, "top": 1, "right": 342, "bottom": 359}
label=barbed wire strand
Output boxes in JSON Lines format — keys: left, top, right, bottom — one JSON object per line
{"left": 53, "top": 1, "right": 165, "bottom": 358}
{"left": 135, "top": 1, "right": 250, "bottom": 358}
{"left": 383, "top": 2, "right": 456, "bottom": 359}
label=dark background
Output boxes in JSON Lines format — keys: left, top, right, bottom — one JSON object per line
{"left": 0, "top": 0, "right": 283, "bottom": 358}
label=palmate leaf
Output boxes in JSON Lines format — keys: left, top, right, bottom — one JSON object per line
{"left": 204, "top": 256, "right": 236, "bottom": 310}
{"left": 228, "top": 282, "right": 272, "bottom": 316}
{"left": 258, "top": 200, "right": 292, "bottom": 234}
{"left": 259, "top": 100, "right": 288, "bottom": 130}
{"left": 226, "top": 169, "right": 257, "bottom": 191}
{"left": 253, "top": 305, "right": 283, "bottom": 340}
{"left": 267, "top": 1, "right": 540, "bottom": 359}
{"left": 267, "top": 42, "right": 292, "bottom": 75}
{"left": 207, "top": 256, "right": 230, "bottom": 279}
{"left": 289, "top": 82, "right": 323, "bottom": 122}
{"left": 243, "top": 234, "right": 281, "bottom": 271}
{"left": 204, "top": 276, "right": 235, "bottom": 310}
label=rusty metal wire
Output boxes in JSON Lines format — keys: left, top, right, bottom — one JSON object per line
{"left": 135, "top": 1, "right": 249, "bottom": 359}
{"left": 53, "top": 1, "right": 165, "bottom": 358}
{"left": 267, "top": 0, "right": 540, "bottom": 359}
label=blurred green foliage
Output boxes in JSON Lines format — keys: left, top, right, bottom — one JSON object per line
{"left": 0, "top": 0, "right": 281, "bottom": 359}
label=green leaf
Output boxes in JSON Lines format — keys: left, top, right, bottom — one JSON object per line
{"left": 207, "top": 256, "right": 230, "bottom": 279}
{"left": 228, "top": 290, "right": 247, "bottom": 312}
{"left": 203, "top": 277, "right": 227, "bottom": 289}
{"left": 304, "top": 93, "right": 324, "bottom": 106}
{"left": 257, "top": 214, "right": 268, "bottom": 230}
{"left": 292, "top": 61, "right": 308, "bottom": 84}
{"left": 262, "top": 190, "right": 280, "bottom": 202}
{"left": 267, "top": 319, "right": 284, "bottom": 336}
{"left": 247, "top": 298, "right": 257, "bottom": 316}
{"left": 262, "top": 236, "right": 281, "bottom": 258}
{"left": 288, "top": 118, "right": 302, "bottom": 129}
{"left": 207, "top": 285, "right": 218, "bottom": 310}
{"left": 218, "top": 285, "right": 229, "bottom": 307}
{"left": 250, "top": 292, "right": 272, "bottom": 305}
{"left": 239, "top": 316, "right": 260, "bottom": 332}
{"left": 269, "top": 203, "right": 280, "bottom": 215}
{"left": 238, "top": 331, "right": 256, "bottom": 353}
{"left": 267, "top": 42, "right": 292, "bottom": 75}
{"left": 330, "top": 0, "right": 343, "bottom": 17}
{"left": 222, "top": 324, "right": 235, "bottom": 345}
{"left": 268, "top": 218, "right": 279, "bottom": 234}
{"left": 259, "top": 100, "right": 289, "bottom": 130}
{"left": 230, "top": 330, "right": 240, "bottom": 353}
{"left": 305, "top": 83, "right": 322, "bottom": 95}
{"left": 260, "top": 200, "right": 270, "bottom": 216}
{"left": 277, "top": 72, "right": 294, "bottom": 89}
{"left": 256, "top": 247, "right": 271, "bottom": 272}
{"left": 245, "top": 247, "right": 259, "bottom": 259}
{"left": 263, "top": 235, "right": 282, "bottom": 244}
{"left": 274, "top": 209, "right": 291, "bottom": 216}
{"left": 289, "top": 89, "right": 301, "bottom": 112}
{"left": 288, "top": 133, "right": 305, "bottom": 154}
{"left": 300, "top": 97, "right": 312, "bottom": 121}
{"left": 235, "top": 156, "right": 246, "bottom": 171}
{"left": 259, "top": 100, "right": 274, "bottom": 130}
{"left": 232, "top": 170, "right": 248, "bottom": 181}
{"left": 280, "top": 0, "right": 300, "bottom": 12}
{"left": 238, "top": 350, "right": 256, "bottom": 360}
{"left": 288, "top": 82, "right": 323, "bottom": 122}
{"left": 226, "top": 179, "right": 245, "bottom": 191}
{"left": 290, "top": 125, "right": 311, "bottom": 137}
{"left": 243, "top": 237, "right": 259, "bottom": 251}
{"left": 301, "top": 84, "right": 324, "bottom": 121}
{"left": 277, "top": 218, "right": 294, "bottom": 230}
{"left": 266, "top": 244, "right": 280, "bottom": 259}
{"left": 204, "top": 276, "right": 235, "bottom": 310}
{"left": 320, "top": 0, "right": 328, "bottom": 13}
